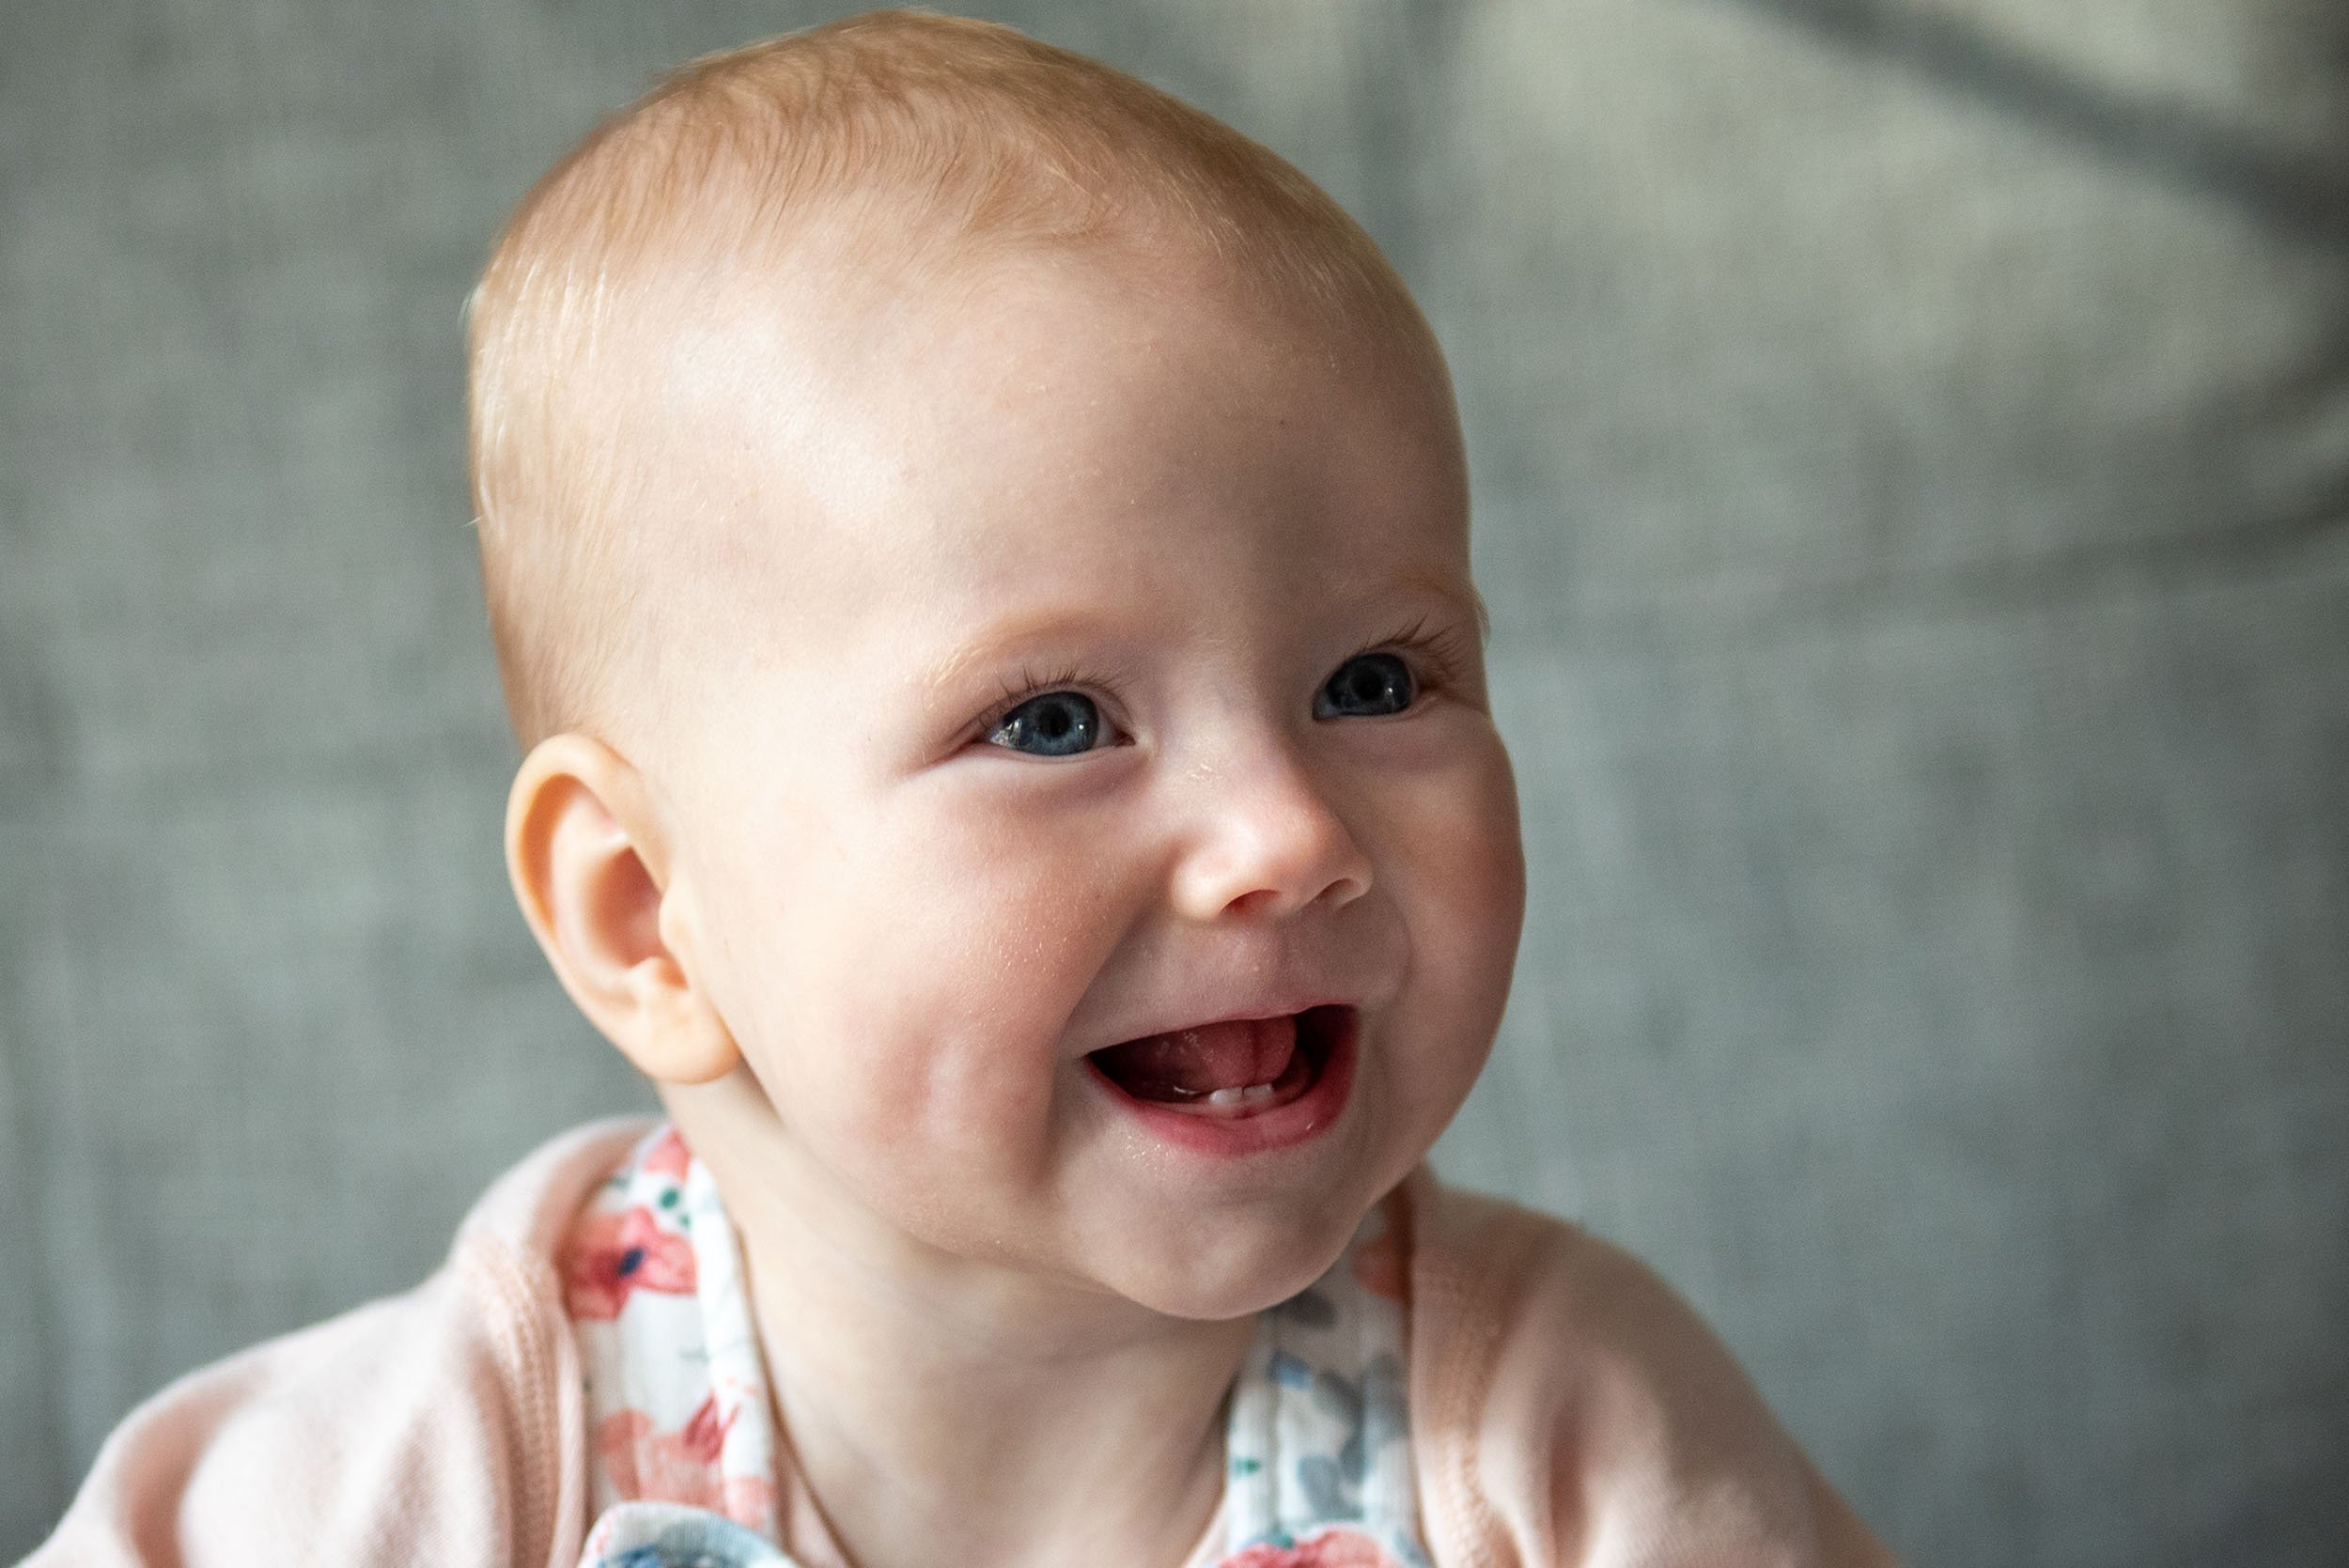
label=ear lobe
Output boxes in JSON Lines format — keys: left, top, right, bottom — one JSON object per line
{"left": 505, "top": 733, "right": 741, "bottom": 1085}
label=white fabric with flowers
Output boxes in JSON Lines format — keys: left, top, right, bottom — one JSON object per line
{"left": 565, "top": 1125, "right": 1432, "bottom": 1568}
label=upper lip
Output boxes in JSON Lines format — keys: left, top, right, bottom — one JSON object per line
{"left": 1068, "top": 922, "right": 1400, "bottom": 1058}
{"left": 1082, "top": 994, "right": 1355, "bottom": 1055}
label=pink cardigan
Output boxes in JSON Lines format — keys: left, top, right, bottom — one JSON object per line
{"left": 30, "top": 1119, "right": 1894, "bottom": 1567}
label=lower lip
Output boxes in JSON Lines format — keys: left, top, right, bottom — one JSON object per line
{"left": 1090, "top": 1008, "right": 1358, "bottom": 1157}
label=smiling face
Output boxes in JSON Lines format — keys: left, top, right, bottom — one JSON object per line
{"left": 640, "top": 245, "right": 1525, "bottom": 1319}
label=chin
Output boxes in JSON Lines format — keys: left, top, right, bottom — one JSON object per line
{"left": 1101, "top": 1200, "right": 1371, "bottom": 1322}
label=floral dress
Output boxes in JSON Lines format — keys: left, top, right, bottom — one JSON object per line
{"left": 565, "top": 1126, "right": 1432, "bottom": 1568}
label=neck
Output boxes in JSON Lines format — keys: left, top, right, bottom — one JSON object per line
{"left": 671, "top": 1084, "right": 1248, "bottom": 1568}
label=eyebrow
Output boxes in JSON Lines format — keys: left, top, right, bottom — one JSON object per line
{"left": 915, "top": 570, "right": 1491, "bottom": 696}
{"left": 1391, "top": 567, "right": 1491, "bottom": 644}
{"left": 915, "top": 608, "right": 1121, "bottom": 696}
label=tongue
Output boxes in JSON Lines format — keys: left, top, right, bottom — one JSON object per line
{"left": 1094, "top": 1016, "right": 1299, "bottom": 1101}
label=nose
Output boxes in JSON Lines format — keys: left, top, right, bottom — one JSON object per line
{"left": 1169, "top": 744, "right": 1374, "bottom": 921}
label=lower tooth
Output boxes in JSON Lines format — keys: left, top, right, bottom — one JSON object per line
{"left": 1206, "top": 1088, "right": 1245, "bottom": 1107}
{"left": 1240, "top": 1083, "right": 1276, "bottom": 1100}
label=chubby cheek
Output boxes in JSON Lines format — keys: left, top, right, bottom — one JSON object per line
{"left": 1382, "top": 733, "right": 1525, "bottom": 1140}
{"left": 708, "top": 779, "right": 1131, "bottom": 1198}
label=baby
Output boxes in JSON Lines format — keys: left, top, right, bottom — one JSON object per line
{"left": 36, "top": 12, "right": 1892, "bottom": 1568}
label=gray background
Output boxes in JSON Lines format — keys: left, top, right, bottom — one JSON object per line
{"left": 4, "top": 1, "right": 2344, "bottom": 1562}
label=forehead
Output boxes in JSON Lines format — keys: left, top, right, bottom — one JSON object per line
{"left": 645, "top": 241, "right": 1469, "bottom": 661}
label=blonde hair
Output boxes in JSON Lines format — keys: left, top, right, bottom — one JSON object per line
{"left": 466, "top": 8, "right": 1428, "bottom": 745}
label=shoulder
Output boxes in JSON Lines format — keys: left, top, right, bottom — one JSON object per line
{"left": 1401, "top": 1170, "right": 1897, "bottom": 1568}
{"left": 28, "top": 1117, "right": 654, "bottom": 1568}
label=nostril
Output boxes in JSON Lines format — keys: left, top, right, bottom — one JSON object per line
{"left": 1208, "top": 859, "right": 1366, "bottom": 920}
{"left": 1170, "top": 756, "right": 1373, "bottom": 920}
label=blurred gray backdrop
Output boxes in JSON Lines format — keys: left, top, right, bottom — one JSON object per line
{"left": 4, "top": 1, "right": 2345, "bottom": 1562}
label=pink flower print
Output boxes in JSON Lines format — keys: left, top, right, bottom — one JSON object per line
{"left": 722, "top": 1475, "right": 778, "bottom": 1531}
{"left": 643, "top": 1126, "right": 694, "bottom": 1180}
{"left": 1222, "top": 1528, "right": 1405, "bottom": 1568}
{"left": 596, "top": 1394, "right": 735, "bottom": 1509}
{"left": 676, "top": 1391, "right": 732, "bottom": 1462}
{"left": 565, "top": 1205, "right": 696, "bottom": 1320}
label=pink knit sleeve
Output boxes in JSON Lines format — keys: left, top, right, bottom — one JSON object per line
{"left": 1405, "top": 1175, "right": 1897, "bottom": 1568}
{"left": 24, "top": 1234, "right": 585, "bottom": 1568}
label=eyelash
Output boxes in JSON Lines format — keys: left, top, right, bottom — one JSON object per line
{"left": 972, "top": 620, "right": 1470, "bottom": 744}
{"left": 1359, "top": 617, "right": 1470, "bottom": 696}
{"left": 986, "top": 660, "right": 1111, "bottom": 719}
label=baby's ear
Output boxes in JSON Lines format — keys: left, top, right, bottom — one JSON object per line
{"left": 504, "top": 734, "right": 740, "bottom": 1084}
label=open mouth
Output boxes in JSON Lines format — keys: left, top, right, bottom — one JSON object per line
{"left": 1087, "top": 1004, "right": 1349, "bottom": 1119}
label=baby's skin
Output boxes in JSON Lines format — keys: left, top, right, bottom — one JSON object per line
{"left": 503, "top": 234, "right": 1526, "bottom": 1568}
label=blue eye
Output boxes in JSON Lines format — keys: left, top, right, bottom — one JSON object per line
{"left": 1315, "top": 652, "right": 1415, "bottom": 719}
{"left": 988, "top": 691, "right": 1109, "bottom": 756}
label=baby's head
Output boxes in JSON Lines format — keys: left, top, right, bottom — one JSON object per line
{"left": 471, "top": 11, "right": 1525, "bottom": 1321}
